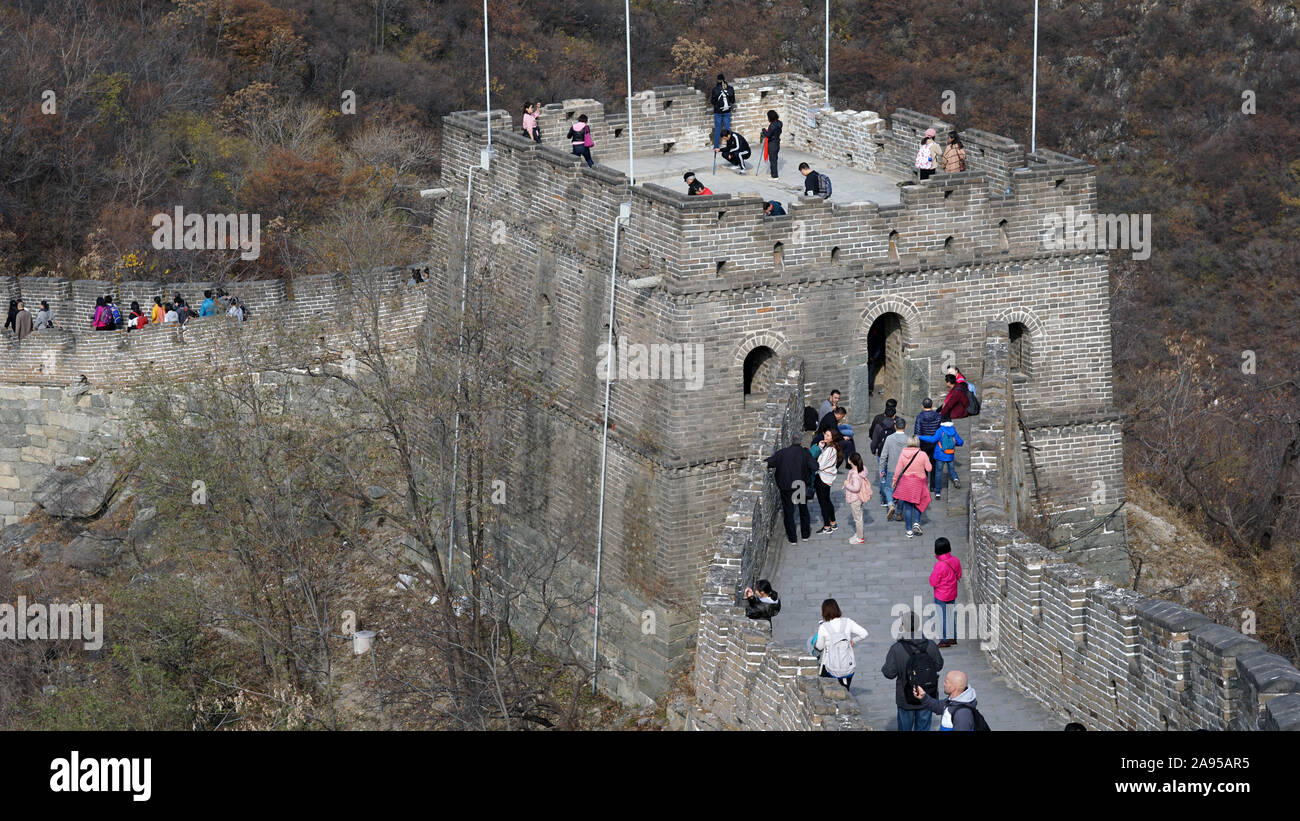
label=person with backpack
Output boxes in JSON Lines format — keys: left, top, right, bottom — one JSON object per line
{"left": 566, "top": 114, "right": 594, "bottom": 168}
{"left": 929, "top": 537, "right": 963, "bottom": 647}
{"left": 912, "top": 670, "right": 987, "bottom": 731}
{"left": 940, "top": 373, "right": 969, "bottom": 419}
{"left": 765, "top": 436, "right": 818, "bottom": 544}
{"left": 813, "top": 427, "right": 841, "bottom": 535}
{"left": 891, "top": 435, "right": 932, "bottom": 538}
{"left": 759, "top": 109, "right": 782, "bottom": 178}
{"left": 126, "top": 300, "right": 148, "bottom": 331}
{"left": 743, "top": 579, "right": 781, "bottom": 621}
{"left": 799, "top": 162, "right": 831, "bottom": 199}
{"left": 942, "top": 131, "right": 967, "bottom": 173}
{"left": 914, "top": 397, "right": 943, "bottom": 494}
{"left": 947, "top": 366, "right": 980, "bottom": 415}
{"left": 868, "top": 399, "right": 897, "bottom": 456}
{"left": 919, "top": 419, "right": 964, "bottom": 500}
{"left": 715, "top": 129, "right": 751, "bottom": 173}
{"left": 90, "top": 296, "right": 108, "bottom": 331}
{"left": 915, "top": 128, "right": 941, "bottom": 180}
{"left": 878, "top": 416, "right": 908, "bottom": 521}
{"left": 811, "top": 598, "right": 868, "bottom": 690}
{"left": 709, "top": 73, "right": 736, "bottom": 149}
{"left": 882, "top": 611, "right": 944, "bottom": 731}
{"left": 843, "top": 451, "right": 872, "bottom": 545}
{"left": 103, "top": 296, "right": 122, "bottom": 330}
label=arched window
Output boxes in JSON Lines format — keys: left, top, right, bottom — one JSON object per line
{"left": 888, "top": 231, "right": 899, "bottom": 262}
{"left": 1009, "top": 321, "right": 1031, "bottom": 379}
{"left": 998, "top": 219, "right": 1009, "bottom": 253}
{"left": 743, "top": 346, "right": 778, "bottom": 399}
{"left": 773, "top": 242, "right": 784, "bottom": 271}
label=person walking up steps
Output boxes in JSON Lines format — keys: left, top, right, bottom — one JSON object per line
{"left": 811, "top": 598, "right": 868, "bottom": 690}
{"left": 844, "top": 452, "right": 872, "bottom": 545}
{"left": 929, "top": 537, "right": 963, "bottom": 647}
{"left": 919, "top": 418, "right": 964, "bottom": 500}
{"left": 915, "top": 397, "right": 942, "bottom": 495}
{"left": 567, "top": 114, "right": 594, "bottom": 167}
{"left": 710, "top": 73, "right": 736, "bottom": 149}
{"left": 878, "top": 416, "right": 908, "bottom": 521}
{"left": 882, "top": 611, "right": 944, "bottom": 731}
{"left": 813, "top": 427, "right": 841, "bottom": 534}
{"left": 891, "top": 435, "right": 932, "bottom": 538}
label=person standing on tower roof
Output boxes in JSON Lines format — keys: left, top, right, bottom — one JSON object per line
{"left": 715, "top": 129, "right": 751, "bottom": 173}
{"left": 799, "top": 163, "right": 831, "bottom": 198}
{"left": 710, "top": 74, "right": 736, "bottom": 150}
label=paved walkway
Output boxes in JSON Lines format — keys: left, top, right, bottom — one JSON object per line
{"left": 770, "top": 419, "right": 1062, "bottom": 731}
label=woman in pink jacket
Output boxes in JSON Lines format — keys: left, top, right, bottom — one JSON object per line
{"left": 929, "top": 537, "right": 963, "bottom": 647}
{"left": 891, "top": 435, "right": 932, "bottom": 538}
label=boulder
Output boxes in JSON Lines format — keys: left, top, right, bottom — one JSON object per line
{"left": 1, "top": 521, "right": 41, "bottom": 553}
{"left": 32, "top": 455, "right": 125, "bottom": 519}
{"left": 43, "top": 532, "right": 126, "bottom": 574}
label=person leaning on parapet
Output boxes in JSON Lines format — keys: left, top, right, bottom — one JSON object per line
{"left": 763, "top": 200, "right": 786, "bottom": 216}
{"left": 200, "top": 289, "right": 216, "bottom": 318}
{"left": 942, "top": 131, "right": 967, "bottom": 173}
{"left": 162, "top": 302, "right": 179, "bottom": 325}
{"left": 715, "top": 128, "right": 751, "bottom": 174}
{"left": 882, "top": 611, "right": 943, "bottom": 731}
{"left": 760, "top": 109, "right": 782, "bottom": 178}
{"left": 521, "top": 102, "right": 540, "bottom": 143}
{"left": 13, "top": 299, "right": 32, "bottom": 341}
{"left": 743, "top": 579, "right": 781, "bottom": 621}
{"left": 227, "top": 296, "right": 246, "bottom": 322}
{"left": 566, "top": 114, "right": 594, "bottom": 168}
{"left": 799, "top": 162, "right": 831, "bottom": 199}
{"left": 914, "top": 129, "right": 939, "bottom": 180}
{"left": 709, "top": 73, "right": 736, "bottom": 149}
{"left": 685, "top": 173, "right": 714, "bottom": 196}
{"left": 912, "top": 670, "right": 987, "bottom": 731}
{"left": 766, "top": 435, "right": 819, "bottom": 544}
{"left": 33, "top": 300, "right": 58, "bottom": 333}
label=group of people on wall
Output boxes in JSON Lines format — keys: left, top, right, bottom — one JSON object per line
{"left": 2, "top": 287, "right": 249, "bottom": 341}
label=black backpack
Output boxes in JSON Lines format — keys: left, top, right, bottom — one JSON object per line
{"left": 803, "top": 406, "right": 818, "bottom": 431}
{"left": 903, "top": 641, "right": 940, "bottom": 706}
{"left": 963, "top": 383, "right": 981, "bottom": 416}
{"left": 950, "top": 702, "right": 992, "bottom": 731}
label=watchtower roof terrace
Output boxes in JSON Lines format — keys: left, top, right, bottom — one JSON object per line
{"left": 604, "top": 147, "right": 905, "bottom": 207}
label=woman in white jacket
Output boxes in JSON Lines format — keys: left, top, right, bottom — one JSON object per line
{"left": 811, "top": 598, "right": 869, "bottom": 689}
{"left": 813, "top": 428, "right": 841, "bottom": 534}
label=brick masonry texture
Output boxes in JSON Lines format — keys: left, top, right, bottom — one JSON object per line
{"left": 424, "top": 74, "right": 1131, "bottom": 704}
{"left": 968, "top": 325, "right": 1300, "bottom": 730}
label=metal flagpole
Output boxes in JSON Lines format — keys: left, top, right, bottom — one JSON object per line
{"left": 1030, "top": 0, "right": 1038, "bottom": 154}
{"left": 484, "top": 0, "right": 492, "bottom": 153}
{"left": 824, "top": 0, "right": 830, "bottom": 105}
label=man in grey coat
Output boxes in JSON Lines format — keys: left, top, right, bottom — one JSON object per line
{"left": 878, "top": 417, "right": 908, "bottom": 520}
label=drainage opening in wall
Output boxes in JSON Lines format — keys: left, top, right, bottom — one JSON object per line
{"left": 1054, "top": 178, "right": 1066, "bottom": 188}
{"left": 830, "top": 246, "right": 840, "bottom": 263}
{"left": 614, "top": 127, "right": 624, "bottom": 139}
{"left": 716, "top": 260, "right": 729, "bottom": 275}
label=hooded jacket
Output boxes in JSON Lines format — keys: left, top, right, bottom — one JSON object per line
{"left": 920, "top": 686, "right": 978, "bottom": 730}
{"left": 919, "top": 422, "right": 964, "bottom": 462}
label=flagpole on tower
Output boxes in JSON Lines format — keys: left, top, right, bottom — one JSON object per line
{"left": 1030, "top": 0, "right": 1038, "bottom": 154}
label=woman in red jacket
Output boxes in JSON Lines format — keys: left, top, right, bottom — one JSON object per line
{"left": 939, "top": 373, "right": 969, "bottom": 419}
{"left": 929, "top": 537, "right": 963, "bottom": 647}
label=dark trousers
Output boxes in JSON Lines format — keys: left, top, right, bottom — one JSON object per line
{"left": 779, "top": 487, "right": 811, "bottom": 542}
{"left": 815, "top": 478, "right": 835, "bottom": 526}
{"left": 572, "top": 145, "right": 593, "bottom": 167}
{"left": 767, "top": 141, "right": 779, "bottom": 177}
{"left": 923, "top": 443, "right": 939, "bottom": 490}
{"left": 723, "top": 150, "right": 749, "bottom": 170}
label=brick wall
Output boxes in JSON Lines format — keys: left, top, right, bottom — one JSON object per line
{"left": 692, "top": 356, "right": 866, "bottom": 729}
{"left": 969, "top": 325, "right": 1300, "bottom": 730}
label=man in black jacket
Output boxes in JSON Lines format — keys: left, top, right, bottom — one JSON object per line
{"left": 716, "top": 129, "right": 751, "bottom": 173}
{"left": 799, "top": 162, "right": 831, "bottom": 198}
{"left": 914, "top": 397, "right": 943, "bottom": 493}
{"left": 710, "top": 73, "right": 736, "bottom": 149}
{"left": 766, "top": 437, "right": 817, "bottom": 543}
{"left": 743, "top": 580, "right": 781, "bottom": 621}
{"left": 882, "top": 612, "right": 944, "bottom": 731}
{"left": 868, "top": 399, "right": 899, "bottom": 457}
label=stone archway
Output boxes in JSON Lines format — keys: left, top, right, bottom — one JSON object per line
{"left": 850, "top": 299, "right": 921, "bottom": 424}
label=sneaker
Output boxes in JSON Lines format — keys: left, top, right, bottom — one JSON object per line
{"left": 905, "top": 529, "right": 914, "bottom": 539}
{"left": 818, "top": 526, "right": 833, "bottom": 535}
{"left": 849, "top": 536, "right": 864, "bottom": 545}
{"left": 934, "top": 492, "right": 941, "bottom": 500}
{"left": 887, "top": 505, "right": 897, "bottom": 520}
{"left": 952, "top": 477, "right": 960, "bottom": 488}
{"left": 913, "top": 524, "right": 923, "bottom": 535}
{"left": 829, "top": 523, "right": 838, "bottom": 532}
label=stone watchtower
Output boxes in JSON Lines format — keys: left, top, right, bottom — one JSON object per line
{"left": 427, "top": 73, "right": 1126, "bottom": 705}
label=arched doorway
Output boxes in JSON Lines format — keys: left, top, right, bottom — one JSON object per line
{"left": 867, "top": 312, "right": 905, "bottom": 408}
{"left": 743, "top": 345, "right": 778, "bottom": 407}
